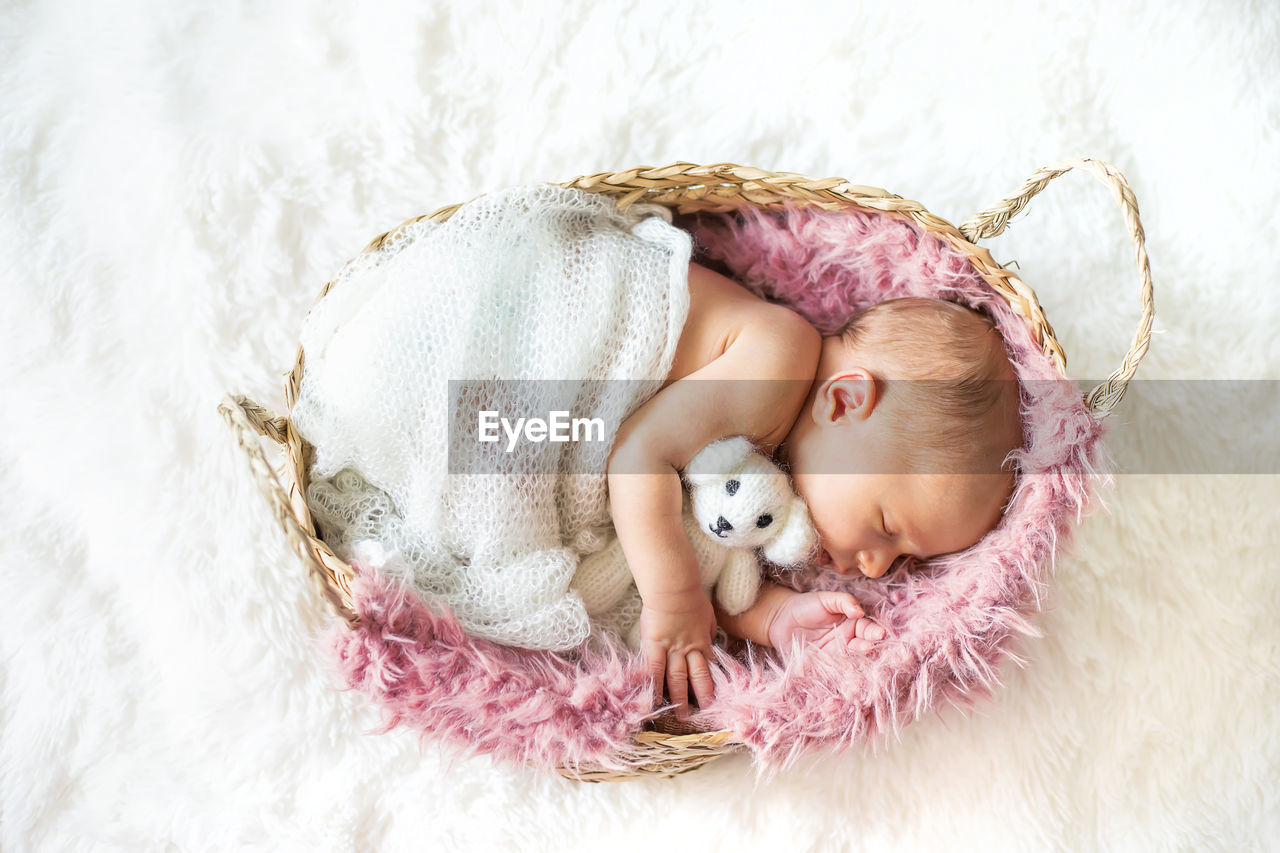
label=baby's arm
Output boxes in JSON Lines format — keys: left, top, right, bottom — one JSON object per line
{"left": 606, "top": 441, "right": 717, "bottom": 719}
{"left": 607, "top": 263, "right": 821, "bottom": 719}
{"left": 715, "top": 581, "right": 887, "bottom": 658}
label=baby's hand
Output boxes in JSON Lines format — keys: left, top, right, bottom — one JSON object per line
{"left": 637, "top": 589, "right": 718, "bottom": 722}
{"left": 766, "top": 590, "right": 886, "bottom": 659}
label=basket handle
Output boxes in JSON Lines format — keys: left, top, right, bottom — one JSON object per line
{"left": 958, "top": 157, "right": 1155, "bottom": 418}
{"left": 228, "top": 394, "right": 291, "bottom": 445}
{"left": 217, "top": 393, "right": 359, "bottom": 624}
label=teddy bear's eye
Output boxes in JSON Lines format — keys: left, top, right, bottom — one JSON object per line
{"left": 725, "top": 479, "right": 740, "bottom": 496}
{"left": 755, "top": 513, "right": 773, "bottom": 528}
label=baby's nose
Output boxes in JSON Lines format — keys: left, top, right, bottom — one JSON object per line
{"left": 858, "top": 550, "right": 891, "bottom": 578}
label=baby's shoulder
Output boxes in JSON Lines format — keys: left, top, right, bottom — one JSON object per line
{"left": 667, "top": 262, "right": 819, "bottom": 385}
{"left": 662, "top": 262, "right": 819, "bottom": 455}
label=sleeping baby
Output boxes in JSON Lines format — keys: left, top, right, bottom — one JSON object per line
{"left": 613, "top": 262, "right": 1024, "bottom": 720}
{"left": 291, "top": 188, "right": 1023, "bottom": 723}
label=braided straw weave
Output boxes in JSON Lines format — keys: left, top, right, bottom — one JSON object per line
{"left": 218, "top": 158, "right": 1154, "bottom": 781}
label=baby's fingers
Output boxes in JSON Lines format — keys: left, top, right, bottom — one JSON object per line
{"left": 666, "top": 653, "right": 690, "bottom": 721}
{"left": 687, "top": 650, "right": 715, "bottom": 713}
{"left": 814, "top": 620, "right": 857, "bottom": 650}
{"left": 819, "top": 590, "right": 865, "bottom": 620}
{"left": 853, "top": 617, "right": 887, "bottom": 642}
{"left": 642, "top": 646, "right": 667, "bottom": 708}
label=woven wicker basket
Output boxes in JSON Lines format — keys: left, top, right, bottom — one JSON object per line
{"left": 218, "top": 158, "right": 1153, "bottom": 782}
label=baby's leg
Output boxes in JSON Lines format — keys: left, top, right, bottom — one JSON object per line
{"left": 447, "top": 546, "right": 593, "bottom": 650}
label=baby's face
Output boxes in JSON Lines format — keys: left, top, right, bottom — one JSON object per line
{"left": 795, "top": 466, "right": 1010, "bottom": 578}
{"left": 779, "top": 370, "right": 1011, "bottom": 578}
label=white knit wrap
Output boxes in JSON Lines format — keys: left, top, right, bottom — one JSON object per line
{"left": 289, "top": 185, "right": 692, "bottom": 650}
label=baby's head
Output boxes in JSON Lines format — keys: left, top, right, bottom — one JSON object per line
{"left": 779, "top": 297, "right": 1023, "bottom": 578}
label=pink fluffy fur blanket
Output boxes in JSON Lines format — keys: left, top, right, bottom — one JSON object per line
{"left": 327, "top": 203, "right": 1105, "bottom": 776}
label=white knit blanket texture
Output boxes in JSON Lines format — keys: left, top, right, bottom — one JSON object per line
{"left": 290, "top": 185, "right": 691, "bottom": 650}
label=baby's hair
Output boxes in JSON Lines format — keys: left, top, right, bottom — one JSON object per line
{"left": 837, "top": 297, "right": 1023, "bottom": 475}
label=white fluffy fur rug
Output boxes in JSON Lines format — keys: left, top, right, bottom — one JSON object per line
{"left": 2, "top": 1, "right": 1277, "bottom": 849}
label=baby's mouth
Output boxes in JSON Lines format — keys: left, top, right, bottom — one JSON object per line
{"left": 816, "top": 548, "right": 833, "bottom": 569}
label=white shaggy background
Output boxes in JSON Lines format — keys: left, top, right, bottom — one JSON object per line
{"left": 2, "top": 1, "right": 1278, "bottom": 850}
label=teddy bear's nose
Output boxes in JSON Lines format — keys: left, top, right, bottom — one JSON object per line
{"left": 714, "top": 516, "right": 733, "bottom": 533}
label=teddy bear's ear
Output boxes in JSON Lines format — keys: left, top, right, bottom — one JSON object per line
{"left": 760, "top": 497, "right": 819, "bottom": 567}
{"left": 682, "top": 436, "right": 757, "bottom": 488}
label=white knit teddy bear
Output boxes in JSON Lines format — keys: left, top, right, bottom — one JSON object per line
{"left": 570, "top": 435, "right": 819, "bottom": 650}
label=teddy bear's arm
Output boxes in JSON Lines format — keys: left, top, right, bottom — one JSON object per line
{"left": 713, "top": 549, "right": 763, "bottom": 616}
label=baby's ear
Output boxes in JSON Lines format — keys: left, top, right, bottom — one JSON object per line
{"left": 760, "top": 498, "right": 819, "bottom": 567}
{"left": 683, "top": 436, "right": 757, "bottom": 489}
